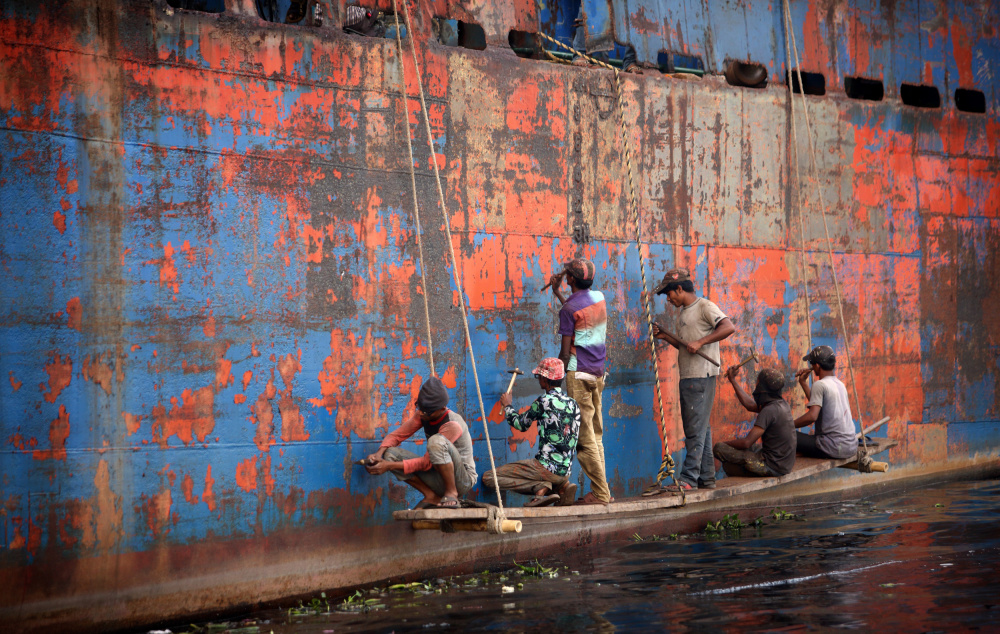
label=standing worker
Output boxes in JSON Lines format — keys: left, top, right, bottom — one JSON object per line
{"left": 648, "top": 267, "right": 736, "bottom": 494}
{"left": 548, "top": 258, "right": 611, "bottom": 505}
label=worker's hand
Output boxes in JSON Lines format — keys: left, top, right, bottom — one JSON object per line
{"left": 796, "top": 367, "right": 811, "bottom": 382}
{"left": 365, "top": 453, "right": 380, "bottom": 465}
{"left": 725, "top": 365, "right": 739, "bottom": 381}
{"left": 685, "top": 340, "right": 702, "bottom": 355}
{"left": 365, "top": 458, "right": 392, "bottom": 476}
{"left": 499, "top": 392, "right": 512, "bottom": 408}
{"left": 547, "top": 273, "right": 564, "bottom": 290}
{"left": 651, "top": 322, "right": 664, "bottom": 339}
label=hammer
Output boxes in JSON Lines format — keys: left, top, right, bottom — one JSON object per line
{"left": 733, "top": 346, "right": 759, "bottom": 371}
{"left": 505, "top": 368, "right": 524, "bottom": 393}
{"left": 656, "top": 326, "right": 720, "bottom": 367}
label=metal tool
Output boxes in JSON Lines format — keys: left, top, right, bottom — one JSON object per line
{"left": 733, "top": 346, "right": 759, "bottom": 371}
{"left": 657, "top": 327, "right": 720, "bottom": 367}
{"left": 505, "top": 368, "right": 524, "bottom": 393}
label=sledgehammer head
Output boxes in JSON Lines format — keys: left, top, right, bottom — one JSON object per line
{"left": 735, "top": 347, "right": 759, "bottom": 370}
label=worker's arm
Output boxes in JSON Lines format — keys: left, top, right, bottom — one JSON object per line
{"left": 686, "top": 317, "right": 735, "bottom": 355}
{"left": 726, "top": 366, "right": 760, "bottom": 413}
{"left": 500, "top": 393, "right": 541, "bottom": 432}
{"left": 651, "top": 322, "right": 683, "bottom": 350}
{"left": 549, "top": 274, "right": 567, "bottom": 305}
{"left": 796, "top": 368, "right": 812, "bottom": 400}
{"left": 724, "top": 424, "right": 764, "bottom": 450}
{"left": 559, "top": 334, "right": 573, "bottom": 373}
{"left": 794, "top": 405, "right": 820, "bottom": 428}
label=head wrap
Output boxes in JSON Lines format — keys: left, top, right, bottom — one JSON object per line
{"left": 416, "top": 376, "right": 449, "bottom": 413}
{"left": 752, "top": 368, "right": 785, "bottom": 409}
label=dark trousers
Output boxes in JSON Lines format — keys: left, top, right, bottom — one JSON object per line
{"left": 796, "top": 432, "right": 837, "bottom": 459}
{"left": 679, "top": 377, "right": 717, "bottom": 487}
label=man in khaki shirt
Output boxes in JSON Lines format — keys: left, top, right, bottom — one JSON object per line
{"left": 650, "top": 267, "right": 735, "bottom": 493}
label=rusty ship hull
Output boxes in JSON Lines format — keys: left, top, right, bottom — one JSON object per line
{"left": 2, "top": 0, "right": 999, "bottom": 631}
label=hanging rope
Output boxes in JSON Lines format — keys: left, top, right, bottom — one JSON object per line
{"left": 781, "top": 0, "right": 867, "bottom": 454}
{"left": 535, "top": 31, "right": 682, "bottom": 501}
{"left": 391, "top": 0, "right": 508, "bottom": 530}
{"left": 391, "top": 8, "right": 435, "bottom": 376}
{"left": 781, "top": 3, "right": 812, "bottom": 356}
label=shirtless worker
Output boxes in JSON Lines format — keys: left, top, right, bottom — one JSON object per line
{"left": 713, "top": 367, "right": 796, "bottom": 477}
{"left": 547, "top": 258, "right": 611, "bottom": 505}
{"left": 364, "top": 377, "right": 477, "bottom": 509}
{"left": 793, "top": 345, "right": 858, "bottom": 459}
{"left": 648, "top": 267, "right": 736, "bottom": 494}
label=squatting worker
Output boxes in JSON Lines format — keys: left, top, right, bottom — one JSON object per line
{"left": 483, "top": 357, "right": 581, "bottom": 507}
{"left": 793, "top": 345, "right": 858, "bottom": 459}
{"left": 714, "top": 367, "right": 796, "bottom": 477}
{"left": 548, "top": 257, "right": 611, "bottom": 505}
{"left": 364, "top": 377, "right": 477, "bottom": 510}
{"left": 650, "top": 267, "right": 736, "bottom": 494}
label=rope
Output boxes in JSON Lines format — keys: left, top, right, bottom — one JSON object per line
{"left": 781, "top": 0, "right": 867, "bottom": 453}
{"left": 781, "top": 3, "right": 812, "bottom": 355}
{"left": 392, "top": 0, "right": 507, "bottom": 528}
{"left": 536, "top": 31, "right": 682, "bottom": 502}
{"left": 391, "top": 8, "right": 435, "bottom": 376}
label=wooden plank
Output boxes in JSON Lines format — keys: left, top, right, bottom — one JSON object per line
{"left": 392, "top": 438, "right": 898, "bottom": 522}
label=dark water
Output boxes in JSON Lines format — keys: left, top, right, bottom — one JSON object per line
{"left": 161, "top": 479, "right": 1000, "bottom": 633}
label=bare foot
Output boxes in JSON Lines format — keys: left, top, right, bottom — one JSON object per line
{"left": 624, "top": 65, "right": 643, "bottom": 74}
{"left": 413, "top": 496, "right": 441, "bottom": 510}
{"left": 571, "top": 57, "right": 589, "bottom": 67}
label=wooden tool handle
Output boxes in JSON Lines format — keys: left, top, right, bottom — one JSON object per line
{"left": 505, "top": 369, "right": 520, "bottom": 394}
{"left": 661, "top": 329, "right": 720, "bottom": 367}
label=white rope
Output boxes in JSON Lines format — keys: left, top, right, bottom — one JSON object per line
{"left": 781, "top": 2, "right": 812, "bottom": 355}
{"left": 391, "top": 8, "right": 435, "bottom": 376}
{"left": 392, "top": 0, "right": 506, "bottom": 524}
{"left": 782, "top": 0, "right": 866, "bottom": 449}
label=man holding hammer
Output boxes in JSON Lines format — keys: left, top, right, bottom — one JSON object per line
{"left": 650, "top": 267, "right": 735, "bottom": 493}
{"left": 483, "top": 358, "right": 581, "bottom": 507}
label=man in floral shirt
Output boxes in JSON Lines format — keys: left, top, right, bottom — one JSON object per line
{"left": 483, "top": 358, "right": 582, "bottom": 507}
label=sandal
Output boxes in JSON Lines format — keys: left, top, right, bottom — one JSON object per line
{"left": 434, "top": 496, "right": 460, "bottom": 509}
{"left": 574, "top": 491, "right": 611, "bottom": 506}
{"left": 525, "top": 494, "right": 560, "bottom": 507}
{"left": 664, "top": 482, "right": 693, "bottom": 494}
{"left": 556, "top": 483, "right": 578, "bottom": 506}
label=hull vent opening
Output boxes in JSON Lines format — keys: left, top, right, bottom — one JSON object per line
{"left": 658, "top": 51, "right": 705, "bottom": 76}
{"left": 955, "top": 88, "right": 986, "bottom": 113}
{"left": 509, "top": 30, "right": 540, "bottom": 58}
{"left": 256, "top": 0, "right": 318, "bottom": 24}
{"left": 724, "top": 60, "right": 767, "bottom": 88}
{"left": 435, "top": 18, "right": 487, "bottom": 50}
{"left": 786, "top": 69, "right": 825, "bottom": 95}
{"left": 168, "top": 0, "right": 225, "bottom": 12}
{"left": 845, "top": 76, "right": 884, "bottom": 101}
{"left": 900, "top": 83, "right": 941, "bottom": 108}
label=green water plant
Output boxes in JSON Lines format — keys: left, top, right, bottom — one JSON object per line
{"left": 514, "top": 559, "right": 558, "bottom": 578}
{"left": 770, "top": 508, "right": 798, "bottom": 521}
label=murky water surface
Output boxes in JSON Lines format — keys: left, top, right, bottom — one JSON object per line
{"left": 159, "top": 479, "right": 999, "bottom": 633}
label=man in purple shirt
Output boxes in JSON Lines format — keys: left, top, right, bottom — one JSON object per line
{"left": 549, "top": 258, "right": 611, "bottom": 504}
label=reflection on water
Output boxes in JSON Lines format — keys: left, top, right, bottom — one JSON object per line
{"left": 164, "top": 479, "right": 1000, "bottom": 633}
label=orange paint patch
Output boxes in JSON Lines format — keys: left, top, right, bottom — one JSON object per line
{"left": 122, "top": 411, "right": 143, "bottom": 435}
{"left": 309, "top": 328, "right": 391, "bottom": 439}
{"left": 66, "top": 297, "right": 81, "bottom": 331}
{"left": 9, "top": 371, "right": 22, "bottom": 391}
{"left": 203, "top": 465, "right": 216, "bottom": 512}
{"left": 203, "top": 311, "right": 216, "bottom": 338}
{"left": 42, "top": 353, "right": 72, "bottom": 403}
{"left": 156, "top": 242, "right": 180, "bottom": 296}
{"left": 82, "top": 352, "right": 114, "bottom": 394}
{"left": 439, "top": 366, "right": 457, "bottom": 389}
{"left": 33, "top": 404, "right": 69, "bottom": 461}
{"left": 142, "top": 488, "right": 172, "bottom": 538}
{"left": 150, "top": 386, "right": 216, "bottom": 447}
{"left": 53, "top": 209, "right": 66, "bottom": 234}
{"left": 215, "top": 345, "right": 233, "bottom": 389}
{"left": 236, "top": 456, "right": 258, "bottom": 492}
{"left": 242, "top": 370, "right": 253, "bottom": 391}
{"left": 91, "top": 459, "right": 122, "bottom": 551}
{"left": 182, "top": 473, "right": 199, "bottom": 505}
{"left": 234, "top": 394, "right": 246, "bottom": 404}
{"left": 252, "top": 374, "right": 278, "bottom": 452}
{"left": 261, "top": 453, "right": 275, "bottom": 497}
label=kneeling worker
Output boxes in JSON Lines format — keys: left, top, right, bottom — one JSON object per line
{"left": 713, "top": 367, "right": 796, "bottom": 477}
{"left": 364, "top": 377, "right": 477, "bottom": 510}
{"left": 483, "top": 358, "right": 581, "bottom": 507}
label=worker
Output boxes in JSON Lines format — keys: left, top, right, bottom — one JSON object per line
{"left": 713, "top": 367, "right": 796, "bottom": 477}
{"left": 482, "top": 357, "right": 581, "bottom": 507}
{"left": 793, "top": 345, "right": 858, "bottom": 459}
{"left": 548, "top": 257, "right": 612, "bottom": 505}
{"left": 647, "top": 267, "right": 736, "bottom": 494}
{"left": 364, "top": 377, "right": 476, "bottom": 510}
